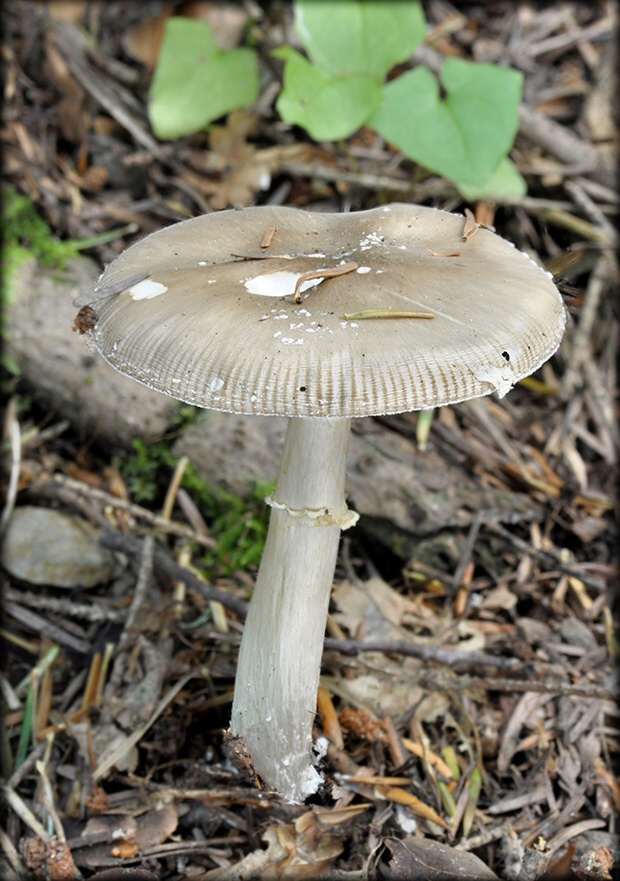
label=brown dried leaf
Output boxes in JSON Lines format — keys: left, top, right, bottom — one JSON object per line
{"left": 543, "top": 843, "right": 577, "bottom": 880}
{"left": 317, "top": 685, "right": 344, "bottom": 748}
{"left": 478, "top": 584, "right": 519, "bottom": 612}
{"left": 294, "top": 811, "right": 344, "bottom": 865}
{"left": 570, "top": 515, "right": 609, "bottom": 543}
{"left": 69, "top": 719, "right": 138, "bottom": 775}
{"left": 497, "top": 692, "right": 553, "bottom": 774}
{"left": 311, "top": 803, "right": 372, "bottom": 826}
{"left": 45, "top": 42, "right": 86, "bottom": 143}
{"left": 103, "top": 464, "right": 130, "bottom": 501}
{"left": 207, "top": 112, "right": 308, "bottom": 209}
{"left": 462, "top": 208, "right": 480, "bottom": 241}
{"left": 199, "top": 816, "right": 341, "bottom": 880}
{"left": 366, "top": 576, "right": 411, "bottom": 626}
{"left": 401, "top": 736, "right": 455, "bottom": 779}
{"left": 82, "top": 814, "right": 138, "bottom": 842}
{"left": 134, "top": 803, "right": 178, "bottom": 852}
{"left": 331, "top": 580, "right": 370, "bottom": 636}
{"left": 382, "top": 836, "right": 498, "bottom": 879}
{"left": 121, "top": 6, "right": 175, "bottom": 69}
{"left": 380, "top": 787, "right": 450, "bottom": 829}
{"left": 180, "top": 1, "right": 250, "bottom": 50}
{"left": 42, "top": 1, "right": 88, "bottom": 24}
{"left": 332, "top": 577, "right": 415, "bottom": 639}
{"left": 594, "top": 757, "right": 620, "bottom": 811}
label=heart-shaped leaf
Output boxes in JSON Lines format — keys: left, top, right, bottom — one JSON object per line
{"left": 371, "top": 58, "right": 523, "bottom": 187}
{"left": 293, "top": 0, "right": 426, "bottom": 80}
{"left": 456, "top": 157, "right": 526, "bottom": 200}
{"left": 149, "top": 18, "right": 259, "bottom": 140}
{"left": 274, "top": 47, "right": 381, "bottom": 142}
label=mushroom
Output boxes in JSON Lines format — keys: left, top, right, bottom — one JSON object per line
{"left": 77, "top": 203, "right": 565, "bottom": 802}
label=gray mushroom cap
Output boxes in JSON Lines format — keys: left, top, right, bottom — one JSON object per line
{"left": 84, "top": 203, "right": 565, "bottom": 417}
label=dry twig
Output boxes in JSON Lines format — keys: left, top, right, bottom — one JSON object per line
{"left": 38, "top": 474, "right": 216, "bottom": 548}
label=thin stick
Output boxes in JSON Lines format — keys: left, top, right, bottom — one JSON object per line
{"left": 36, "top": 760, "right": 67, "bottom": 842}
{"left": 3, "top": 586, "right": 125, "bottom": 624}
{"left": 15, "top": 645, "right": 60, "bottom": 694}
{"left": 324, "top": 640, "right": 614, "bottom": 698}
{"left": 39, "top": 474, "right": 216, "bottom": 548}
{"left": 73, "top": 271, "right": 150, "bottom": 307}
{"left": 518, "top": 103, "right": 598, "bottom": 173}
{"left": 7, "top": 741, "right": 48, "bottom": 789}
{"left": 485, "top": 522, "right": 609, "bottom": 591}
{"left": 560, "top": 255, "right": 613, "bottom": 397}
{"left": 99, "top": 531, "right": 249, "bottom": 620}
{"left": 451, "top": 511, "right": 485, "bottom": 591}
{"left": 108, "top": 534, "right": 154, "bottom": 691}
{"left": 323, "top": 637, "right": 519, "bottom": 671}
{"left": 7, "top": 602, "right": 85, "bottom": 656}
{"left": 542, "top": 208, "right": 615, "bottom": 244}
{"left": 279, "top": 158, "right": 600, "bottom": 212}
{"left": 294, "top": 261, "right": 359, "bottom": 303}
{"left": 564, "top": 179, "right": 618, "bottom": 239}
{"left": 0, "top": 826, "right": 23, "bottom": 877}
{"left": 0, "top": 400, "right": 21, "bottom": 540}
{"left": 55, "top": 19, "right": 169, "bottom": 164}
{"left": 463, "top": 208, "right": 479, "bottom": 240}
{"left": 1, "top": 783, "right": 50, "bottom": 843}
{"left": 343, "top": 309, "right": 435, "bottom": 320}
{"left": 161, "top": 455, "right": 190, "bottom": 521}
{"left": 260, "top": 226, "right": 277, "bottom": 248}
{"left": 92, "top": 671, "right": 195, "bottom": 780}
{"left": 435, "top": 674, "right": 615, "bottom": 700}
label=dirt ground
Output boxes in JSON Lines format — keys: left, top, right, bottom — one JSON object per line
{"left": 2, "top": 2, "right": 618, "bottom": 880}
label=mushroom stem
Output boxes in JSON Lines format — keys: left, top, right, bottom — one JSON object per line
{"left": 230, "top": 416, "right": 357, "bottom": 802}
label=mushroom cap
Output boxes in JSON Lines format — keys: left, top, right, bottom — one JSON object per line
{"left": 85, "top": 204, "right": 565, "bottom": 417}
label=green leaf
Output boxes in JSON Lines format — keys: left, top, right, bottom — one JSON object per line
{"left": 293, "top": 0, "right": 426, "bottom": 79}
{"left": 456, "top": 157, "right": 527, "bottom": 199}
{"left": 370, "top": 58, "right": 523, "bottom": 187}
{"left": 148, "top": 17, "right": 259, "bottom": 140}
{"left": 274, "top": 47, "right": 381, "bottom": 141}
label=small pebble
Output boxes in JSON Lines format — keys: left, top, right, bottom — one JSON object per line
{"left": 559, "top": 617, "right": 596, "bottom": 650}
{"left": 1, "top": 506, "right": 119, "bottom": 588}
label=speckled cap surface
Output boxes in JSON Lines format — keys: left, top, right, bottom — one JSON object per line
{"left": 83, "top": 203, "right": 565, "bottom": 417}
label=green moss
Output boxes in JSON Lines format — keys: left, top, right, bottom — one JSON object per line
{"left": 2, "top": 188, "right": 77, "bottom": 299}
{"left": 1, "top": 188, "right": 79, "bottom": 374}
{"left": 117, "top": 439, "right": 272, "bottom": 576}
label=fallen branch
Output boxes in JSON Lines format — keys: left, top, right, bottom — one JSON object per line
{"left": 323, "top": 637, "right": 520, "bottom": 672}
{"left": 99, "top": 531, "right": 248, "bottom": 620}
{"left": 39, "top": 474, "right": 216, "bottom": 548}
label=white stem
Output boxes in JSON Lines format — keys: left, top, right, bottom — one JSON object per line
{"left": 230, "top": 416, "right": 356, "bottom": 802}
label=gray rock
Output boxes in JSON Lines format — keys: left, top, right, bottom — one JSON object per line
{"left": 6, "top": 257, "right": 179, "bottom": 447}
{"left": 173, "top": 410, "right": 287, "bottom": 496}
{"left": 517, "top": 617, "right": 552, "bottom": 646}
{"left": 1, "top": 506, "right": 119, "bottom": 588}
{"left": 560, "top": 616, "right": 596, "bottom": 650}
